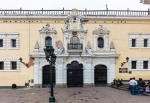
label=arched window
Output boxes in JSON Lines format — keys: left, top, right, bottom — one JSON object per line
{"left": 45, "top": 37, "right": 52, "bottom": 47}
{"left": 70, "top": 36, "right": 80, "bottom": 44}
{"left": 97, "top": 37, "right": 104, "bottom": 48}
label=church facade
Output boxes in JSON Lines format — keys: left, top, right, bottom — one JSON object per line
{"left": 0, "top": 9, "right": 150, "bottom": 87}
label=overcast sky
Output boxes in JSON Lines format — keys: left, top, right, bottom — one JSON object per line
{"left": 0, "top": 0, "right": 149, "bottom": 10}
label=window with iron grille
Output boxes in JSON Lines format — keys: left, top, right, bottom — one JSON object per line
{"left": 131, "top": 61, "right": 136, "bottom": 69}
{"left": 143, "top": 61, "right": 148, "bottom": 69}
{"left": 0, "top": 39, "right": 3, "bottom": 47}
{"left": 144, "top": 39, "right": 148, "bottom": 47}
{"left": 11, "top": 62, "right": 17, "bottom": 70}
{"left": 132, "top": 39, "right": 136, "bottom": 47}
{"left": 11, "top": 39, "right": 16, "bottom": 47}
{"left": 0, "top": 62, "right": 4, "bottom": 70}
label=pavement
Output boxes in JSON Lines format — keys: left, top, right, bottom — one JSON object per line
{"left": 0, "top": 87, "right": 150, "bottom": 103}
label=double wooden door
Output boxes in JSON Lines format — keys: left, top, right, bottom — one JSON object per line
{"left": 67, "top": 61, "right": 83, "bottom": 87}
{"left": 95, "top": 65, "right": 107, "bottom": 84}
{"left": 42, "top": 65, "right": 55, "bottom": 88}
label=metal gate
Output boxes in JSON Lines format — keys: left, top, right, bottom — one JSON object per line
{"left": 67, "top": 61, "right": 83, "bottom": 87}
{"left": 94, "top": 65, "right": 107, "bottom": 85}
{"left": 42, "top": 65, "right": 55, "bottom": 88}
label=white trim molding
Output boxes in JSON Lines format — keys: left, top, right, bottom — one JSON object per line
{"left": 0, "top": 58, "right": 20, "bottom": 71}
{"left": 7, "top": 33, "right": 19, "bottom": 49}
{"left": 141, "top": 34, "right": 150, "bottom": 48}
{"left": 0, "top": 33, "right": 6, "bottom": 49}
{"left": 39, "top": 24, "right": 57, "bottom": 52}
{"left": 128, "top": 58, "right": 150, "bottom": 70}
{"left": 128, "top": 34, "right": 140, "bottom": 48}
{"left": 92, "top": 25, "right": 110, "bottom": 51}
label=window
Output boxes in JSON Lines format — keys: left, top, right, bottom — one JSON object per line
{"left": 144, "top": 39, "right": 148, "bottom": 47}
{"left": 0, "top": 39, "right": 3, "bottom": 47}
{"left": 132, "top": 39, "right": 136, "bottom": 47}
{"left": 131, "top": 61, "right": 136, "bottom": 69}
{"left": 11, "top": 39, "right": 16, "bottom": 47}
{"left": 143, "top": 61, "right": 148, "bottom": 69}
{"left": 97, "top": 37, "right": 104, "bottom": 48}
{"left": 8, "top": 34, "right": 19, "bottom": 49}
{"left": 11, "top": 62, "right": 17, "bottom": 70}
{"left": 0, "top": 62, "right": 4, "bottom": 70}
{"left": 70, "top": 36, "right": 79, "bottom": 44}
{"left": 45, "top": 37, "right": 52, "bottom": 47}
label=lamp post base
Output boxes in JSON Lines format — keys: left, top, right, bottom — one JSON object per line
{"left": 49, "top": 96, "right": 55, "bottom": 102}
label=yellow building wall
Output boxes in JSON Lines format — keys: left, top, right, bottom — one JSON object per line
{"left": 0, "top": 18, "right": 150, "bottom": 86}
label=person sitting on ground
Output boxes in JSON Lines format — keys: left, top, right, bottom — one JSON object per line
{"left": 145, "top": 85, "right": 150, "bottom": 93}
{"left": 111, "top": 78, "right": 117, "bottom": 88}
{"left": 117, "top": 79, "right": 122, "bottom": 88}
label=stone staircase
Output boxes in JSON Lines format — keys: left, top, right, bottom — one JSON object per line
{"left": 111, "top": 84, "right": 150, "bottom": 96}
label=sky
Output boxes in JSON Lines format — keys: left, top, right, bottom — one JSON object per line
{"left": 0, "top": 0, "right": 149, "bottom": 10}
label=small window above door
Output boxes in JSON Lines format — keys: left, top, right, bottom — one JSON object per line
{"left": 97, "top": 37, "right": 104, "bottom": 48}
{"left": 45, "top": 37, "right": 52, "bottom": 47}
{"left": 70, "top": 36, "right": 80, "bottom": 44}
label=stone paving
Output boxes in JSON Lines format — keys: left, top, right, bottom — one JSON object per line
{"left": 0, "top": 87, "right": 150, "bottom": 103}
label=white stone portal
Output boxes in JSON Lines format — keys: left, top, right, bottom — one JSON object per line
{"left": 31, "top": 9, "right": 120, "bottom": 88}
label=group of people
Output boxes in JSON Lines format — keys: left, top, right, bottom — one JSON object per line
{"left": 129, "top": 77, "right": 150, "bottom": 95}
{"left": 111, "top": 79, "right": 123, "bottom": 88}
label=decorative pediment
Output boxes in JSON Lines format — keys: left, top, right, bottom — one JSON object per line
{"left": 61, "top": 9, "right": 87, "bottom": 33}
{"left": 39, "top": 24, "right": 57, "bottom": 34}
{"left": 92, "top": 25, "right": 110, "bottom": 34}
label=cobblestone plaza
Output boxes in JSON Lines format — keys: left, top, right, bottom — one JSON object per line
{"left": 0, "top": 87, "right": 150, "bottom": 103}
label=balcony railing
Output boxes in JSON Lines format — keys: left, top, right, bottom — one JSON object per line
{"left": 0, "top": 9, "right": 150, "bottom": 17}
{"left": 68, "top": 44, "right": 83, "bottom": 50}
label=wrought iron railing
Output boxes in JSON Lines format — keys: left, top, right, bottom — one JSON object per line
{"left": 0, "top": 9, "right": 150, "bottom": 17}
{"left": 68, "top": 44, "right": 83, "bottom": 50}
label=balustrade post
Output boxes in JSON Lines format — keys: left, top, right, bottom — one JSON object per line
{"left": 63, "top": 7, "right": 64, "bottom": 14}
{"left": 20, "top": 8, "right": 22, "bottom": 14}
{"left": 42, "top": 8, "right": 43, "bottom": 14}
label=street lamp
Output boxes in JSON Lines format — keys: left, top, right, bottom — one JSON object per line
{"left": 44, "top": 45, "right": 56, "bottom": 102}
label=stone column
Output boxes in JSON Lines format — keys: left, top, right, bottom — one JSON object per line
{"left": 55, "top": 58, "right": 67, "bottom": 88}
{"left": 81, "top": 34, "right": 86, "bottom": 54}
{"left": 109, "top": 60, "right": 115, "bottom": 84}
{"left": 83, "top": 58, "right": 94, "bottom": 87}
{"left": 64, "top": 34, "right": 69, "bottom": 55}
{"left": 33, "top": 58, "right": 41, "bottom": 88}
{"left": 93, "top": 34, "right": 97, "bottom": 51}
{"left": 104, "top": 33, "right": 109, "bottom": 51}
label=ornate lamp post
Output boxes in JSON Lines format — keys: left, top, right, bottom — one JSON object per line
{"left": 44, "top": 45, "right": 56, "bottom": 102}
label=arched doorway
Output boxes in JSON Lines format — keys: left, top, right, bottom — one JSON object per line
{"left": 42, "top": 65, "right": 55, "bottom": 88}
{"left": 67, "top": 61, "right": 83, "bottom": 87}
{"left": 94, "top": 65, "right": 107, "bottom": 86}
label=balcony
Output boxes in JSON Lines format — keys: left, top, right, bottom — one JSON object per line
{"left": 68, "top": 43, "right": 83, "bottom": 53}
